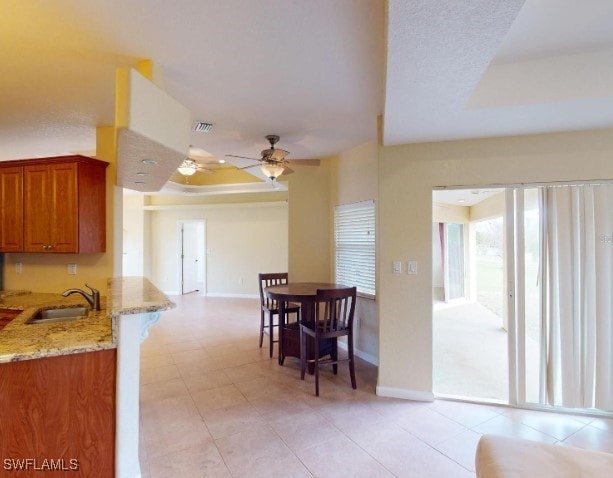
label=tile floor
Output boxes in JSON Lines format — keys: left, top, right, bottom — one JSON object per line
{"left": 139, "top": 294, "right": 613, "bottom": 477}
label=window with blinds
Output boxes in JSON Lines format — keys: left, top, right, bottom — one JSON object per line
{"left": 334, "top": 200, "right": 376, "bottom": 299}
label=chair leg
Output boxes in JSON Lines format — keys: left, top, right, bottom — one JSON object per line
{"left": 314, "top": 333, "right": 320, "bottom": 396}
{"left": 259, "top": 310, "right": 264, "bottom": 348}
{"left": 331, "top": 339, "right": 338, "bottom": 375}
{"left": 300, "top": 326, "right": 306, "bottom": 381}
{"left": 348, "top": 334, "right": 357, "bottom": 390}
{"left": 279, "top": 310, "right": 286, "bottom": 365}
{"left": 269, "top": 312, "right": 274, "bottom": 358}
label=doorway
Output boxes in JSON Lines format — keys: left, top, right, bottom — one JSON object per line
{"left": 179, "top": 220, "right": 205, "bottom": 295}
{"left": 433, "top": 189, "right": 508, "bottom": 402}
{"left": 434, "top": 184, "right": 613, "bottom": 413}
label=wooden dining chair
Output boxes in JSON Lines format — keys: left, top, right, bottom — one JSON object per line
{"left": 300, "top": 287, "right": 357, "bottom": 396}
{"left": 258, "top": 273, "right": 300, "bottom": 358}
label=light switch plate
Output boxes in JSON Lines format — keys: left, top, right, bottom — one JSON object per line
{"left": 393, "top": 261, "right": 402, "bottom": 274}
{"left": 407, "top": 260, "right": 418, "bottom": 275}
{"left": 15, "top": 262, "right": 22, "bottom": 274}
{"left": 67, "top": 263, "right": 77, "bottom": 275}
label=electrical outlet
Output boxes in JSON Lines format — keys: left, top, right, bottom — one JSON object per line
{"left": 238, "top": 277, "right": 243, "bottom": 285}
{"left": 15, "top": 262, "right": 22, "bottom": 274}
{"left": 67, "top": 263, "right": 78, "bottom": 275}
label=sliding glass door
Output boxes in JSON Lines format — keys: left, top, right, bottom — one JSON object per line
{"left": 434, "top": 184, "right": 612, "bottom": 413}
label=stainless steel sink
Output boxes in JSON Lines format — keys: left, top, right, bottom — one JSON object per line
{"left": 26, "top": 306, "right": 90, "bottom": 324}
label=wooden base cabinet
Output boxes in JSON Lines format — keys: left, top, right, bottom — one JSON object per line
{"left": 0, "top": 155, "right": 108, "bottom": 253}
{"left": 0, "top": 349, "right": 116, "bottom": 477}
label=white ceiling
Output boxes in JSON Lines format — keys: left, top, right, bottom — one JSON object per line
{"left": 0, "top": 0, "right": 383, "bottom": 162}
{"left": 2, "top": 0, "right": 613, "bottom": 166}
{"left": 433, "top": 188, "right": 503, "bottom": 207}
{"left": 384, "top": 0, "right": 613, "bottom": 145}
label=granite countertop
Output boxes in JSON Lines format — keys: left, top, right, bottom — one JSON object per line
{"left": 107, "top": 276, "right": 175, "bottom": 317}
{"left": 0, "top": 293, "right": 113, "bottom": 363}
{"left": 0, "top": 277, "right": 175, "bottom": 364}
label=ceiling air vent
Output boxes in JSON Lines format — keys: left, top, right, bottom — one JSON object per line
{"left": 193, "top": 121, "right": 213, "bottom": 133}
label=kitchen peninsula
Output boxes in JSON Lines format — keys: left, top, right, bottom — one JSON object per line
{"left": 0, "top": 277, "right": 174, "bottom": 478}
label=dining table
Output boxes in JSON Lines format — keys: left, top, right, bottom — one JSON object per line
{"left": 265, "top": 282, "right": 352, "bottom": 366}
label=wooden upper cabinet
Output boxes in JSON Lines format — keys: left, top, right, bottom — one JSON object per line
{"left": 0, "top": 155, "right": 108, "bottom": 254}
{"left": 0, "top": 166, "right": 24, "bottom": 252}
{"left": 24, "top": 162, "right": 79, "bottom": 252}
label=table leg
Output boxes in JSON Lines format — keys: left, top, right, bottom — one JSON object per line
{"left": 302, "top": 301, "right": 316, "bottom": 375}
{"left": 278, "top": 300, "right": 285, "bottom": 365}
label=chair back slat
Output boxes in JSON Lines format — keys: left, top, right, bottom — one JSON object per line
{"left": 259, "top": 272, "right": 290, "bottom": 310}
{"left": 315, "top": 287, "right": 356, "bottom": 334}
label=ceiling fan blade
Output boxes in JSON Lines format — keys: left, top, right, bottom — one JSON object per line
{"left": 238, "top": 164, "right": 261, "bottom": 171}
{"left": 225, "top": 154, "right": 262, "bottom": 162}
{"left": 192, "top": 158, "right": 222, "bottom": 166}
{"left": 286, "top": 159, "right": 320, "bottom": 166}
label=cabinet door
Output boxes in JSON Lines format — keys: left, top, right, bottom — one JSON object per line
{"left": 49, "top": 162, "right": 78, "bottom": 252}
{"left": 24, "top": 163, "right": 79, "bottom": 253}
{"left": 23, "top": 164, "right": 50, "bottom": 252}
{"left": 0, "top": 166, "right": 23, "bottom": 252}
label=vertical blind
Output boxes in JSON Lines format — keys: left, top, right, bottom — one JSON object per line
{"left": 539, "top": 184, "right": 613, "bottom": 411}
{"left": 334, "top": 200, "right": 376, "bottom": 298}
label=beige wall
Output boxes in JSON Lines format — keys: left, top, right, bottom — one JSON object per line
{"left": 288, "top": 160, "right": 332, "bottom": 282}
{"left": 330, "top": 141, "right": 379, "bottom": 362}
{"left": 433, "top": 203, "right": 469, "bottom": 223}
{"left": 330, "top": 141, "right": 379, "bottom": 207}
{"left": 4, "top": 251, "right": 112, "bottom": 293}
{"left": 378, "top": 128, "right": 613, "bottom": 399}
{"left": 123, "top": 193, "right": 146, "bottom": 276}
{"left": 470, "top": 192, "right": 505, "bottom": 222}
{"left": 148, "top": 201, "right": 288, "bottom": 296}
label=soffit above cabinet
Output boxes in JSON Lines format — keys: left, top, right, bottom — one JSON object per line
{"left": 115, "top": 68, "right": 191, "bottom": 193}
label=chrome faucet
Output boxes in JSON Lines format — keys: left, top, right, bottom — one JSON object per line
{"left": 62, "top": 283, "right": 101, "bottom": 311}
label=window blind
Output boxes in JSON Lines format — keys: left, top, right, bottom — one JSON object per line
{"left": 334, "top": 200, "right": 375, "bottom": 299}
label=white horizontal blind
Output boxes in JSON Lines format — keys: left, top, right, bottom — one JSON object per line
{"left": 334, "top": 200, "right": 375, "bottom": 299}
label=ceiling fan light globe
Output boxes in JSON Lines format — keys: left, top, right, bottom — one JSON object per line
{"left": 260, "top": 163, "right": 284, "bottom": 179}
{"left": 177, "top": 167, "right": 197, "bottom": 176}
{"left": 177, "top": 159, "right": 198, "bottom": 176}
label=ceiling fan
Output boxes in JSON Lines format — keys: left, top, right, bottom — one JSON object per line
{"left": 225, "top": 134, "right": 320, "bottom": 180}
{"left": 177, "top": 148, "right": 226, "bottom": 176}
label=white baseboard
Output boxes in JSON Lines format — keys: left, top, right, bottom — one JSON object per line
{"left": 205, "top": 292, "right": 259, "bottom": 299}
{"left": 376, "top": 386, "right": 435, "bottom": 402}
{"left": 337, "top": 342, "right": 378, "bottom": 366}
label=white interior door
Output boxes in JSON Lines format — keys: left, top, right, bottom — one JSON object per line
{"left": 181, "top": 221, "right": 205, "bottom": 295}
